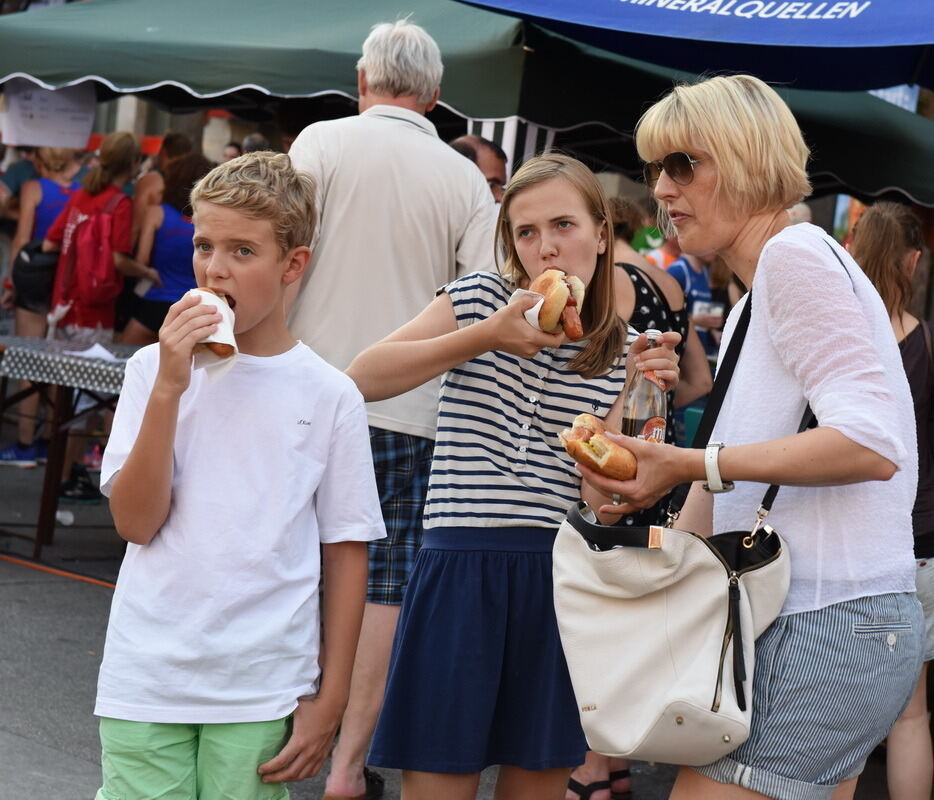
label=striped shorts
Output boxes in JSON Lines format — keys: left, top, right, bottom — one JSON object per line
{"left": 697, "top": 592, "right": 924, "bottom": 800}
{"left": 366, "top": 427, "right": 434, "bottom": 605}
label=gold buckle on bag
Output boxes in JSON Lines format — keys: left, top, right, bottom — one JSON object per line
{"left": 648, "top": 526, "right": 664, "bottom": 549}
{"left": 743, "top": 505, "right": 769, "bottom": 549}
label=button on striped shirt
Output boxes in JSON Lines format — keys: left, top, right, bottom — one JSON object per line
{"left": 424, "top": 271, "right": 636, "bottom": 530}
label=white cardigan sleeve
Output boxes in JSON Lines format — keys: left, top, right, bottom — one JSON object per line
{"left": 755, "top": 233, "right": 909, "bottom": 470}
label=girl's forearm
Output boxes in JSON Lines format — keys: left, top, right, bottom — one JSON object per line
{"left": 347, "top": 322, "right": 493, "bottom": 402}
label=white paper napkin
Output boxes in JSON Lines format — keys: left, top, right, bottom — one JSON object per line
{"left": 508, "top": 288, "right": 545, "bottom": 331}
{"left": 187, "top": 288, "right": 238, "bottom": 382}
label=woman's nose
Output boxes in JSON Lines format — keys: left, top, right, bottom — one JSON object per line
{"left": 539, "top": 234, "right": 558, "bottom": 258}
{"left": 653, "top": 169, "right": 679, "bottom": 203}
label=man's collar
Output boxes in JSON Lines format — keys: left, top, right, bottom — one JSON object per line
{"left": 360, "top": 105, "right": 438, "bottom": 138}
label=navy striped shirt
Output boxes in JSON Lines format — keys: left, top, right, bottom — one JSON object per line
{"left": 425, "top": 271, "right": 636, "bottom": 530}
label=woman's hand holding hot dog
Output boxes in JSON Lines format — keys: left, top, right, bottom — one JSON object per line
{"left": 155, "top": 292, "right": 223, "bottom": 397}
{"left": 576, "top": 436, "right": 690, "bottom": 517}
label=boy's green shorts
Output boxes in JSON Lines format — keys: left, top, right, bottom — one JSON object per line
{"left": 96, "top": 716, "right": 291, "bottom": 800}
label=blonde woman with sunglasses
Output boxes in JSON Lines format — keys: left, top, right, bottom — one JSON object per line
{"left": 579, "top": 75, "right": 923, "bottom": 800}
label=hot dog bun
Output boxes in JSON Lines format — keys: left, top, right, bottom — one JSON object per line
{"left": 192, "top": 288, "right": 234, "bottom": 358}
{"left": 528, "top": 268, "right": 585, "bottom": 339}
{"left": 194, "top": 341, "right": 235, "bottom": 358}
{"left": 559, "top": 413, "right": 637, "bottom": 480}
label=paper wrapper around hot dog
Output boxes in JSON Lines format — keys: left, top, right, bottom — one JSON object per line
{"left": 508, "top": 288, "right": 545, "bottom": 331}
{"left": 188, "top": 288, "right": 238, "bottom": 382}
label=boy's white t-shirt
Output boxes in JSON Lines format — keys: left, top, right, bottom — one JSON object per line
{"left": 95, "top": 342, "right": 386, "bottom": 724}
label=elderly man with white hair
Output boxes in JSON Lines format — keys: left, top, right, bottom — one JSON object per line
{"left": 287, "top": 19, "right": 496, "bottom": 800}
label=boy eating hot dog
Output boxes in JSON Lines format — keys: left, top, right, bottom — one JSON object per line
{"left": 94, "top": 152, "right": 386, "bottom": 798}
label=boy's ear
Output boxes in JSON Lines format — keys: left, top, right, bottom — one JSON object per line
{"left": 282, "top": 245, "right": 312, "bottom": 286}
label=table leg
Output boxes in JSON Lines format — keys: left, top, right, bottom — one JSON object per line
{"left": 33, "top": 384, "right": 71, "bottom": 559}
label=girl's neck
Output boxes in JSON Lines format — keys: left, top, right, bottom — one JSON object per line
{"left": 892, "top": 310, "right": 919, "bottom": 343}
{"left": 719, "top": 209, "right": 792, "bottom": 289}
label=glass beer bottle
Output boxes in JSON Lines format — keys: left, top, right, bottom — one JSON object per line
{"left": 620, "top": 329, "right": 667, "bottom": 444}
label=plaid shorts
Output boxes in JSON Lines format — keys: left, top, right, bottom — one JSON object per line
{"left": 367, "top": 427, "right": 434, "bottom": 605}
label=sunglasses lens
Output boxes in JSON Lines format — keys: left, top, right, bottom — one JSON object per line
{"left": 643, "top": 162, "right": 661, "bottom": 187}
{"left": 663, "top": 152, "right": 694, "bottom": 186}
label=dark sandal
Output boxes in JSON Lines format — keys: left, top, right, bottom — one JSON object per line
{"left": 363, "top": 768, "right": 385, "bottom": 800}
{"left": 609, "top": 768, "right": 633, "bottom": 800}
{"left": 567, "top": 777, "right": 611, "bottom": 799}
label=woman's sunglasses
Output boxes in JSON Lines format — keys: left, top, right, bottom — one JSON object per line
{"left": 642, "top": 152, "right": 704, "bottom": 189}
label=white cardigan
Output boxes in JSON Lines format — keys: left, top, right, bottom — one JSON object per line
{"left": 711, "top": 224, "right": 917, "bottom": 615}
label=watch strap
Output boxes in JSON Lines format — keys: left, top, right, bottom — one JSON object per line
{"left": 703, "top": 442, "right": 734, "bottom": 493}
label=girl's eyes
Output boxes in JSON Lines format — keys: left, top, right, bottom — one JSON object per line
{"left": 195, "top": 242, "right": 211, "bottom": 253}
{"left": 557, "top": 220, "right": 572, "bottom": 229}
{"left": 236, "top": 247, "right": 253, "bottom": 256}
{"left": 517, "top": 229, "right": 533, "bottom": 239}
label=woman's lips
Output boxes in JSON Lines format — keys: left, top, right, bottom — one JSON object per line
{"left": 669, "top": 212, "right": 691, "bottom": 226}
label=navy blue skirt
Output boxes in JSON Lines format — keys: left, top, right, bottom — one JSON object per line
{"left": 368, "top": 527, "right": 588, "bottom": 774}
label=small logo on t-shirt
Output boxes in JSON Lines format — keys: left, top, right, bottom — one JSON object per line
{"left": 297, "top": 419, "right": 311, "bottom": 426}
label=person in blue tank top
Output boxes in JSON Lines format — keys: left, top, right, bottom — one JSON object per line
{"left": 122, "top": 153, "right": 214, "bottom": 345}
{"left": 0, "top": 147, "right": 78, "bottom": 468}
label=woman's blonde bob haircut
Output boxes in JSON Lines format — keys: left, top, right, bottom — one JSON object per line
{"left": 635, "top": 74, "right": 811, "bottom": 219}
{"left": 496, "top": 153, "right": 627, "bottom": 379}
{"left": 190, "top": 151, "right": 316, "bottom": 256}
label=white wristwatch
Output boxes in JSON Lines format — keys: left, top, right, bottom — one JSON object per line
{"left": 703, "top": 441, "right": 735, "bottom": 493}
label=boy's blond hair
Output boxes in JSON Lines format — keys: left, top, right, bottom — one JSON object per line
{"left": 190, "top": 151, "right": 316, "bottom": 255}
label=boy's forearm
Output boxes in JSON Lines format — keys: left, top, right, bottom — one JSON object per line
{"left": 316, "top": 541, "right": 368, "bottom": 708}
{"left": 109, "top": 388, "right": 180, "bottom": 545}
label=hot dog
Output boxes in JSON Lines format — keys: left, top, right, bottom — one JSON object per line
{"left": 559, "top": 413, "right": 637, "bottom": 480}
{"left": 192, "top": 288, "right": 235, "bottom": 358}
{"left": 528, "top": 268, "right": 585, "bottom": 340}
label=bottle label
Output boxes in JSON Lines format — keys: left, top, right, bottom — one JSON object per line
{"left": 643, "top": 369, "right": 666, "bottom": 391}
{"left": 639, "top": 417, "right": 666, "bottom": 443}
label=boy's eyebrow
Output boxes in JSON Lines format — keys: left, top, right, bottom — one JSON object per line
{"left": 192, "top": 234, "right": 264, "bottom": 248}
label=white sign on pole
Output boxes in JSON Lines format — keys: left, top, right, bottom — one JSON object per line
{"left": 2, "top": 78, "right": 96, "bottom": 148}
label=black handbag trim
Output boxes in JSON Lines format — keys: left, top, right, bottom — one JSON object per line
{"left": 566, "top": 501, "right": 781, "bottom": 572}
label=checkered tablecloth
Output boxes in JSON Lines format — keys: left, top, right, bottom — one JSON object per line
{"left": 0, "top": 336, "right": 139, "bottom": 395}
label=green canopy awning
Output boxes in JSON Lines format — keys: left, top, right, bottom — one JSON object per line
{"left": 1, "top": 0, "right": 932, "bottom": 206}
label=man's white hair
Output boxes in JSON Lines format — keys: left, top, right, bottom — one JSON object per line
{"left": 356, "top": 19, "right": 443, "bottom": 106}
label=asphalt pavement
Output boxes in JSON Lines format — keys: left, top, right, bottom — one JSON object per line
{"left": 0, "top": 428, "right": 892, "bottom": 799}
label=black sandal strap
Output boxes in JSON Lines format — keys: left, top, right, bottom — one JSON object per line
{"left": 568, "top": 777, "right": 612, "bottom": 799}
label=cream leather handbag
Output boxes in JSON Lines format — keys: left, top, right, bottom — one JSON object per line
{"left": 553, "top": 292, "right": 801, "bottom": 766}
{"left": 553, "top": 502, "right": 790, "bottom": 766}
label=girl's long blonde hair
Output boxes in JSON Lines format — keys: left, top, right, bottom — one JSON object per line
{"left": 496, "top": 153, "right": 627, "bottom": 378}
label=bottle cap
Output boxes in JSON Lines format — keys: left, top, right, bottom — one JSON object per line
{"left": 644, "top": 328, "right": 662, "bottom": 341}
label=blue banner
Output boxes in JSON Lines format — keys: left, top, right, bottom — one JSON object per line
{"left": 459, "top": 0, "right": 933, "bottom": 89}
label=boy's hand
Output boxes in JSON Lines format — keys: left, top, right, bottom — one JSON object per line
{"left": 257, "top": 694, "right": 344, "bottom": 783}
{"left": 155, "top": 292, "right": 222, "bottom": 396}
